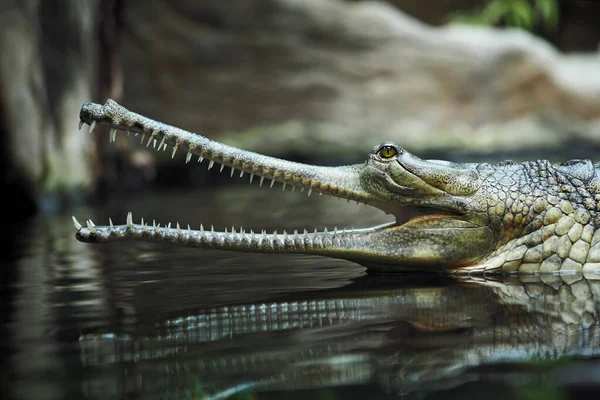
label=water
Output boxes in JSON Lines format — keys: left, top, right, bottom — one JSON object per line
{"left": 3, "top": 186, "right": 600, "bottom": 400}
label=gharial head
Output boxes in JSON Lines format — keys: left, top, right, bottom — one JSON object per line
{"left": 73, "top": 99, "right": 499, "bottom": 271}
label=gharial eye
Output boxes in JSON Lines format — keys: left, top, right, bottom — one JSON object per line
{"left": 378, "top": 145, "right": 398, "bottom": 159}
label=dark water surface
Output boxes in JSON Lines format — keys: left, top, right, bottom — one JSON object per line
{"left": 3, "top": 187, "right": 600, "bottom": 400}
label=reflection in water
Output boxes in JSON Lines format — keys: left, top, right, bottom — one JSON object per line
{"left": 4, "top": 188, "right": 600, "bottom": 400}
{"left": 78, "top": 273, "right": 600, "bottom": 399}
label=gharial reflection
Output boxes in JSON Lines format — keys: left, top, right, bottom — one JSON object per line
{"left": 79, "top": 272, "right": 600, "bottom": 399}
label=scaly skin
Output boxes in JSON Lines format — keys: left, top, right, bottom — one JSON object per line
{"left": 73, "top": 99, "right": 600, "bottom": 273}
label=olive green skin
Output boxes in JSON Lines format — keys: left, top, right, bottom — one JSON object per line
{"left": 73, "top": 100, "right": 600, "bottom": 274}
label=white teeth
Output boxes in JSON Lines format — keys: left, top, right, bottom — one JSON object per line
{"left": 110, "top": 128, "right": 117, "bottom": 142}
{"left": 167, "top": 222, "right": 172, "bottom": 229}
{"left": 163, "top": 143, "right": 168, "bottom": 151}
{"left": 187, "top": 224, "right": 191, "bottom": 232}
{"left": 270, "top": 179, "right": 275, "bottom": 188}
{"left": 294, "top": 230, "right": 299, "bottom": 239}
{"left": 158, "top": 137, "right": 166, "bottom": 151}
{"left": 230, "top": 167, "right": 235, "bottom": 177}
{"left": 146, "top": 136, "right": 152, "bottom": 147}
{"left": 198, "top": 156, "right": 203, "bottom": 163}
{"left": 249, "top": 173, "right": 254, "bottom": 184}
{"left": 153, "top": 139, "right": 157, "bottom": 149}
{"left": 177, "top": 223, "right": 182, "bottom": 236}
{"left": 219, "top": 164, "right": 225, "bottom": 173}
{"left": 86, "top": 219, "right": 97, "bottom": 233}
{"left": 186, "top": 150, "right": 192, "bottom": 163}
{"left": 200, "top": 224, "right": 204, "bottom": 233}
{"left": 239, "top": 170, "right": 244, "bottom": 178}
{"left": 78, "top": 120, "right": 84, "bottom": 130}
{"left": 88, "top": 120, "right": 97, "bottom": 133}
{"left": 282, "top": 183, "right": 286, "bottom": 191}
{"left": 126, "top": 212, "right": 133, "bottom": 227}
{"left": 141, "top": 217, "right": 144, "bottom": 226}
{"left": 109, "top": 218, "right": 114, "bottom": 231}
{"left": 72, "top": 216, "right": 82, "bottom": 230}
{"left": 208, "top": 160, "right": 214, "bottom": 170}
{"left": 140, "top": 134, "right": 146, "bottom": 144}
{"left": 308, "top": 188, "right": 313, "bottom": 196}
{"left": 301, "top": 187, "right": 305, "bottom": 193}
{"left": 172, "top": 146, "right": 178, "bottom": 159}
{"left": 153, "top": 219, "right": 156, "bottom": 229}
{"left": 260, "top": 176, "right": 265, "bottom": 187}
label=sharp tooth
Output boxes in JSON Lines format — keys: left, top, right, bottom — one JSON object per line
{"left": 270, "top": 179, "right": 275, "bottom": 188}
{"left": 141, "top": 217, "right": 144, "bottom": 226}
{"left": 308, "top": 188, "right": 313, "bottom": 196}
{"left": 198, "top": 156, "right": 203, "bottom": 163}
{"left": 200, "top": 224, "right": 204, "bottom": 234}
{"left": 126, "top": 212, "right": 133, "bottom": 227}
{"left": 232, "top": 226, "right": 236, "bottom": 234}
{"left": 260, "top": 176, "right": 265, "bottom": 187}
{"left": 140, "top": 134, "right": 146, "bottom": 144}
{"left": 239, "top": 170, "right": 244, "bottom": 178}
{"left": 163, "top": 143, "right": 168, "bottom": 151}
{"left": 187, "top": 224, "right": 191, "bottom": 232}
{"left": 208, "top": 160, "right": 214, "bottom": 170}
{"left": 294, "top": 230, "right": 299, "bottom": 240}
{"left": 143, "top": 223, "right": 148, "bottom": 232}
{"left": 301, "top": 187, "right": 305, "bottom": 193}
{"left": 109, "top": 218, "right": 114, "bottom": 231}
{"left": 186, "top": 150, "right": 192, "bottom": 163}
{"left": 282, "top": 183, "right": 286, "bottom": 191}
{"left": 158, "top": 137, "right": 166, "bottom": 151}
{"left": 156, "top": 223, "right": 161, "bottom": 229}
{"left": 324, "top": 227, "right": 328, "bottom": 233}
{"left": 134, "top": 132, "right": 139, "bottom": 136}
{"left": 78, "top": 120, "right": 84, "bottom": 130}
{"left": 167, "top": 222, "right": 172, "bottom": 229}
{"left": 172, "top": 145, "right": 178, "bottom": 159}
{"left": 72, "top": 216, "right": 82, "bottom": 230}
{"left": 334, "top": 227, "right": 338, "bottom": 235}
{"left": 211, "top": 225, "right": 214, "bottom": 233}
{"left": 153, "top": 219, "right": 156, "bottom": 229}
{"left": 230, "top": 167, "right": 235, "bottom": 177}
{"left": 219, "top": 164, "right": 225, "bottom": 173}
{"left": 153, "top": 139, "right": 158, "bottom": 149}
{"left": 249, "top": 173, "right": 254, "bottom": 184}
{"left": 109, "top": 128, "right": 117, "bottom": 142}
{"left": 177, "top": 223, "right": 182, "bottom": 236}
{"left": 86, "top": 219, "right": 97, "bottom": 233}
{"left": 303, "top": 229, "right": 308, "bottom": 235}
{"left": 88, "top": 120, "right": 97, "bottom": 133}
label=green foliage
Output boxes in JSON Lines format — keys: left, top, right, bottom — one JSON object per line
{"left": 449, "top": 0, "right": 559, "bottom": 31}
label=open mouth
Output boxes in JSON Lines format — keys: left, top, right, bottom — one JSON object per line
{"left": 73, "top": 100, "right": 491, "bottom": 268}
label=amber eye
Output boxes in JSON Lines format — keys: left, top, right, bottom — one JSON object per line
{"left": 378, "top": 145, "right": 398, "bottom": 159}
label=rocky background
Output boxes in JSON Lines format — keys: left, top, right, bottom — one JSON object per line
{"left": 1, "top": 0, "right": 600, "bottom": 216}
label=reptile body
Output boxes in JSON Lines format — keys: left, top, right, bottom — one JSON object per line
{"left": 73, "top": 100, "right": 600, "bottom": 273}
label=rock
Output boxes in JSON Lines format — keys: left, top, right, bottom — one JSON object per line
{"left": 119, "top": 0, "right": 600, "bottom": 162}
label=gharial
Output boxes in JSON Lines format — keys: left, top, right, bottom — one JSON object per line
{"left": 72, "top": 99, "right": 600, "bottom": 274}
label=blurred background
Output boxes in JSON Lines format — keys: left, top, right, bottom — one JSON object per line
{"left": 2, "top": 0, "right": 600, "bottom": 217}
